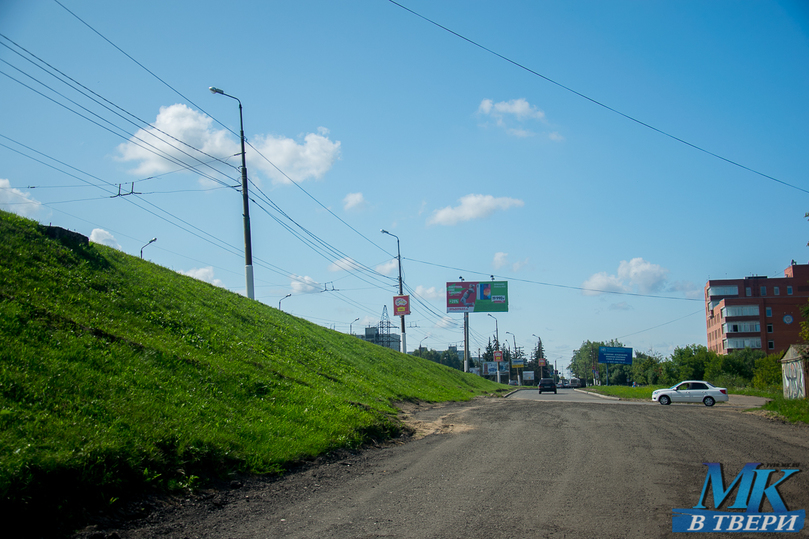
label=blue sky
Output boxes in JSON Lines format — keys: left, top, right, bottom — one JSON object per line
{"left": 2, "top": 0, "right": 808, "bottom": 373}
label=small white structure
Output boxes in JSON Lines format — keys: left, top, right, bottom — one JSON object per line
{"left": 781, "top": 345, "right": 809, "bottom": 400}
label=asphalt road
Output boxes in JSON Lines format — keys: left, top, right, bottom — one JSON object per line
{"left": 79, "top": 393, "right": 809, "bottom": 538}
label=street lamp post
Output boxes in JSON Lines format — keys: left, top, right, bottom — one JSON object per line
{"left": 140, "top": 237, "right": 156, "bottom": 259}
{"left": 350, "top": 317, "right": 359, "bottom": 335}
{"left": 279, "top": 293, "right": 291, "bottom": 311}
{"left": 488, "top": 313, "right": 500, "bottom": 383}
{"left": 488, "top": 313, "right": 499, "bottom": 349}
{"left": 380, "top": 229, "right": 406, "bottom": 354}
{"left": 209, "top": 86, "right": 254, "bottom": 300}
{"left": 533, "top": 333, "right": 545, "bottom": 379}
{"left": 506, "top": 331, "right": 518, "bottom": 385}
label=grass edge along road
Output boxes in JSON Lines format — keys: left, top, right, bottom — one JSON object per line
{"left": 0, "top": 210, "right": 506, "bottom": 537}
{"left": 583, "top": 385, "right": 809, "bottom": 423}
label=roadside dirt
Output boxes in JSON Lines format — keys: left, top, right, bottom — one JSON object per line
{"left": 74, "top": 395, "right": 809, "bottom": 538}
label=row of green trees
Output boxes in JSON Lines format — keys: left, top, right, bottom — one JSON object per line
{"left": 569, "top": 340, "right": 783, "bottom": 389}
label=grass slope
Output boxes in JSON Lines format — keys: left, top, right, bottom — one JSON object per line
{"left": 0, "top": 211, "right": 504, "bottom": 533}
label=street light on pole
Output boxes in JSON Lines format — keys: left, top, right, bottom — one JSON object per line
{"left": 380, "top": 229, "right": 406, "bottom": 354}
{"left": 279, "top": 293, "right": 291, "bottom": 311}
{"left": 506, "top": 330, "right": 517, "bottom": 385}
{"left": 350, "top": 317, "right": 359, "bottom": 335}
{"left": 533, "top": 333, "right": 545, "bottom": 378}
{"left": 488, "top": 313, "right": 500, "bottom": 383}
{"left": 140, "top": 237, "right": 156, "bottom": 259}
{"left": 209, "top": 86, "right": 254, "bottom": 300}
{"left": 488, "top": 313, "right": 499, "bottom": 349}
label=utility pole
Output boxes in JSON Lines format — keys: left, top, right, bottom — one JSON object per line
{"left": 381, "top": 230, "right": 405, "bottom": 354}
{"left": 209, "top": 87, "right": 254, "bottom": 300}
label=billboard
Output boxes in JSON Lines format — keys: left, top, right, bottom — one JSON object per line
{"left": 446, "top": 281, "right": 508, "bottom": 313}
{"left": 598, "top": 346, "right": 633, "bottom": 365}
{"left": 393, "top": 295, "right": 410, "bottom": 316}
{"left": 483, "top": 362, "right": 509, "bottom": 375}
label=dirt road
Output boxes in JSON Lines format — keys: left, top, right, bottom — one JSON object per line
{"left": 77, "top": 394, "right": 809, "bottom": 538}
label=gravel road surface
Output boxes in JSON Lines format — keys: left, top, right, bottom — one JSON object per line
{"left": 77, "top": 392, "right": 809, "bottom": 538}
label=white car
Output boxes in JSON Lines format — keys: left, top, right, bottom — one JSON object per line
{"left": 652, "top": 381, "right": 728, "bottom": 407}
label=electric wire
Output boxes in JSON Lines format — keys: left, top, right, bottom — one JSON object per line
{"left": 387, "top": 0, "right": 809, "bottom": 196}
{"left": 0, "top": 64, "right": 235, "bottom": 190}
{"left": 0, "top": 34, "right": 239, "bottom": 184}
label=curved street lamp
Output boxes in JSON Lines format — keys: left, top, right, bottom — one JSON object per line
{"left": 140, "top": 237, "right": 156, "bottom": 259}
{"left": 279, "top": 293, "right": 291, "bottom": 311}
{"left": 380, "top": 229, "right": 406, "bottom": 354}
{"left": 210, "top": 86, "right": 254, "bottom": 300}
{"left": 488, "top": 313, "right": 499, "bottom": 349}
{"left": 350, "top": 317, "right": 360, "bottom": 335}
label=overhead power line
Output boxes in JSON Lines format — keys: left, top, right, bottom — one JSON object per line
{"left": 387, "top": 0, "right": 808, "bottom": 196}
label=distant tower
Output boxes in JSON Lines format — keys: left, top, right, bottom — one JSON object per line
{"left": 380, "top": 305, "right": 392, "bottom": 337}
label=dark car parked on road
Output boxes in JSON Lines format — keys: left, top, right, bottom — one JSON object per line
{"left": 538, "top": 378, "right": 557, "bottom": 394}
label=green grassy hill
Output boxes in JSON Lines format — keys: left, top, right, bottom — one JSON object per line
{"left": 0, "top": 210, "right": 503, "bottom": 534}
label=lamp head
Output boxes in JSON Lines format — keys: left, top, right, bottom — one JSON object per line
{"left": 209, "top": 86, "right": 224, "bottom": 95}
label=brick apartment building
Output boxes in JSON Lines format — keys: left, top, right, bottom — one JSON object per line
{"left": 705, "top": 261, "right": 809, "bottom": 355}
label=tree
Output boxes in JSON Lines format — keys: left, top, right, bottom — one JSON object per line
{"left": 669, "top": 344, "right": 715, "bottom": 381}
{"left": 439, "top": 349, "right": 463, "bottom": 370}
{"left": 752, "top": 351, "right": 784, "bottom": 389}
{"left": 632, "top": 350, "right": 663, "bottom": 385}
{"left": 570, "top": 339, "right": 625, "bottom": 385}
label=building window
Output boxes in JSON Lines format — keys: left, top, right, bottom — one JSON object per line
{"left": 727, "top": 337, "right": 761, "bottom": 349}
{"left": 723, "top": 322, "right": 760, "bottom": 333}
{"left": 722, "top": 305, "right": 760, "bottom": 317}
{"left": 760, "top": 286, "right": 767, "bottom": 296}
{"left": 766, "top": 307, "right": 772, "bottom": 317}
{"left": 768, "top": 340, "right": 775, "bottom": 350}
{"left": 774, "top": 286, "right": 780, "bottom": 295}
{"left": 788, "top": 286, "right": 793, "bottom": 295}
{"left": 767, "top": 324, "right": 773, "bottom": 333}
{"left": 746, "top": 287, "right": 752, "bottom": 296}
{"left": 708, "top": 285, "right": 739, "bottom": 297}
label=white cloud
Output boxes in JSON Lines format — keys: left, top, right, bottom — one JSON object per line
{"left": 0, "top": 179, "right": 42, "bottom": 218}
{"left": 617, "top": 258, "right": 669, "bottom": 294}
{"left": 328, "top": 257, "right": 363, "bottom": 272}
{"left": 479, "top": 98, "right": 545, "bottom": 121}
{"left": 493, "top": 251, "right": 530, "bottom": 272}
{"left": 89, "top": 229, "right": 121, "bottom": 249}
{"left": 582, "top": 258, "right": 671, "bottom": 297}
{"left": 376, "top": 259, "right": 399, "bottom": 276}
{"left": 343, "top": 192, "right": 366, "bottom": 211}
{"left": 511, "top": 258, "right": 530, "bottom": 272}
{"left": 428, "top": 194, "right": 524, "bottom": 226}
{"left": 415, "top": 285, "right": 442, "bottom": 300}
{"left": 290, "top": 274, "right": 320, "bottom": 294}
{"left": 179, "top": 266, "right": 223, "bottom": 287}
{"left": 117, "top": 105, "right": 340, "bottom": 184}
{"left": 478, "top": 98, "right": 551, "bottom": 137}
{"left": 117, "top": 104, "right": 232, "bottom": 176}
{"left": 548, "top": 132, "right": 565, "bottom": 142}
{"left": 582, "top": 271, "right": 628, "bottom": 296}
{"left": 251, "top": 128, "right": 341, "bottom": 185}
